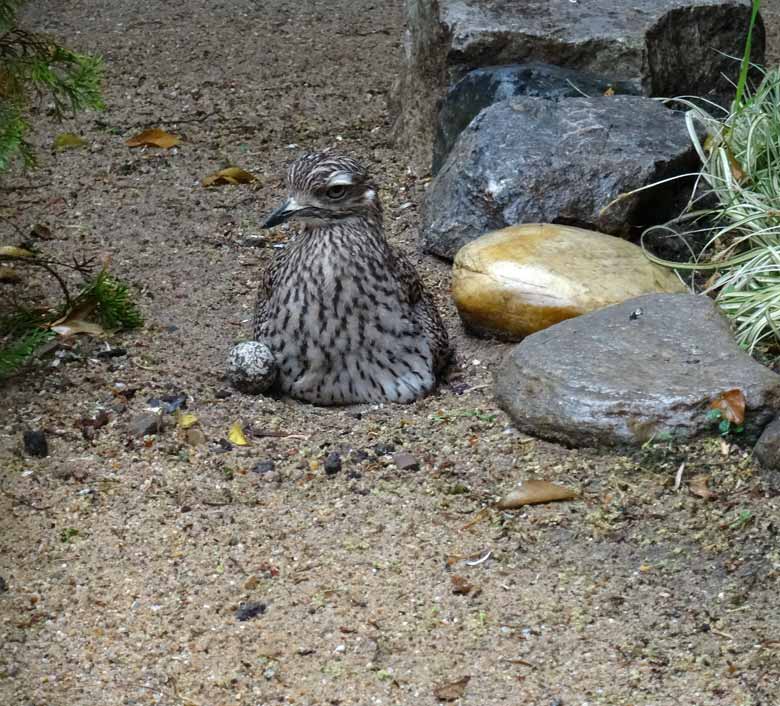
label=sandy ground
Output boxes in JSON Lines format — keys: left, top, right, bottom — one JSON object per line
{"left": 1, "top": 1, "right": 779, "bottom": 705}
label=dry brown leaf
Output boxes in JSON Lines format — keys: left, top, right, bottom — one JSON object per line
{"left": 496, "top": 479, "right": 577, "bottom": 509}
{"left": 228, "top": 421, "right": 250, "bottom": 446}
{"left": 53, "top": 132, "right": 88, "bottom": 151}
{"left": 726, "top": 145, "right": 746, "bottom": 183}
{"left": 0, "top": 246, "right": 34, "bottom": 258}
{"left": 689, "top": 474, "right": 716, "bottom": 500}
{"left": 126, "top": 128, "right": 180, "bottom": 149}
{"left": 201, "top": 166, "right": 256, "bottom": 187}
{"left": 450, "top": 575, "right": 473, "bottom": 595}
{"left": 434, "top": 676, "right": 470, "bottom": 702}
{"left": 0, "top": 266, "right": 21, "bottom": 283}
{"left": 711, "top": 389, "right": 746, "bottom": 425}
{"left": 51, "top": 319, "right": 106, "bottom": 337}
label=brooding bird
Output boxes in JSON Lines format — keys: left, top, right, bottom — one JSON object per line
{"left": 249, "top": 151, "right": 450, "bottom": 405}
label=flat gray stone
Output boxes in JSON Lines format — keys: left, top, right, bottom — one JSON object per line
{"left": 422, "top": 95, "right": 698, "bottom": 260}
{"left": 393, "top": 0, "right": 764, "bottom": 173}
{"left": 433, "top": 63, "right": 640, "bottom": 174}
{"left": 495, "top": 294, "right": 780, "bottom": 447}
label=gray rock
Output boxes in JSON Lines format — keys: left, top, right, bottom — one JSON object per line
{"left": 226, "top": 341, "right": 277, "bottom": 395}
{"left": 393, "top": 0, "right": 764, "bottom": 173}
{"left": 129, "top": 413, "right": 164, "bottom": 438}
{"left": 433, "top": 63, "right": 641, "bottom": 174}
{"left": 421, "top": 95, "right": 698, "bottom": 260}
{"left": 495, "top": 294, "right": 780, "bottom": 448}
{"left": 23, "top": 430, "right": 48, "bottom": 458}
{"left": 754, "top": 417, "right": 780, "bottom": 470}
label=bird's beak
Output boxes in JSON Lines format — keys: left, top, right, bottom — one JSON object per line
{"left": 262, "top": 197, "right": 301, "bottom": 229}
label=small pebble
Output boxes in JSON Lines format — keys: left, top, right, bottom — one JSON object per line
{"left": 23, "top": 430, "right": 48, "bottom": 458}
{"left": 252, "top": 460, "right": 275, "bottom": 474}
{"left": 393, "top": 452, "right": 420, "bottom": 471}
{"left": 128, "top": 413, "right": 163, "bottom": 438}
{"left": 324, "top": 452, "right": 342, "bottom": 475}
{"left": 186, "top": 428, "right": 207, "bottom": 446}
{"left": 215, "top": 388, "right": 232, "bottom": 399}
{"left": 373, "top": 442, "right": 395, "bottom": 457}
{"left": 236, "top": 601, "right": 266, "bottom": 621}
{"left": 96, "top": 347, "right": 127, "bottom": 359}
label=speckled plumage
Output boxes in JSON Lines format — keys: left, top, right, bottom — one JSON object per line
{"left": 253, "top": 152, "right": 449, "bottom": 405}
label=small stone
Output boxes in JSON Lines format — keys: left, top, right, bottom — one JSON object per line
{"left": 452, "top": 224, "right": 685, "bottom": 340}
{"left": 186, "top": 428, "right": 207, "bottom": 446}
{"left": 128, "top": 413, "right": 164, "bottom": 438}
{"left": 95, "top": 346, "right": 127, "bottom": 359}
{"left": 393, "top": 452, "right": 420, "bottom": 471}
{"left": 215, "top": 388, "right": 232, "bottom": 399}
{"left": 754, "top": 416, "right": 780, "bottom": 469}
{"left": 373, "top": 443, "right": 395, "bottom": 457}
{"left": 236, "top": 601, "right": 266, "bottom": 621}
{"left": 244, "top": 575, "right": 260, "bottom": 590}
{"left": 324, "top": 452, "right": 342, "bottom": 475}
{"left": 226, "top": 341, "right": 277, "bottom": 395}
{"left": 23, "top": 430, "right": 48, "bottom": 458}
{"left": 252, "top": 459, "right": 275, "bottom": 474}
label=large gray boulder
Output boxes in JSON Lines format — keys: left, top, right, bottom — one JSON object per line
{"left": 393, "top": 0, "right": 765, "bottom": 174}
{"left": 433, "top": 63, "right": 641, "bottom": 174}
{"left": 421, "top": 95, "right": 698, "bottom": 260}
{"left": 495, "top": 294, "right": 780, "bottom": 448}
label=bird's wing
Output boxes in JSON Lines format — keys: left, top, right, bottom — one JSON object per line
{"left": 252, "top": 256, "right": 281, "bottom": 340}
{"left": 389, "top": 246, "right": 451, "bottom": 374}
{"left": 388, "top": 247, "right": 425, "bottom": 306}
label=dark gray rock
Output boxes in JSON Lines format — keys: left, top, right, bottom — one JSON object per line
{"left": 324, "top": 452, "right": 342, "bottom": 476}
{"left": 422, "top": 95, "right": 699, "bottom": 260}
{"left": 433, "top": 63, "right": 641, "bottom": 174}
{"left": 754, "top": 417, "right": 780, "bottom": 470}
{"left": 495, "top": 294, "right": 780, "bottom": 448}
{"left": 393, "top": 452, "right": 420, "bottom": 471}
{"left": 23, "top": 430, "right": 48, "bottom": 458}
{"left": 393, "top": 0, "right": 764, "bottom": 174}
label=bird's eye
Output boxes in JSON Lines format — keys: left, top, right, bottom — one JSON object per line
{"left": 326, "top": 185, "right": 347, "bottom": 200}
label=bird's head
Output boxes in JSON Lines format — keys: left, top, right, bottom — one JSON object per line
{"left": 262, "top": 152, "right": 381, "bottom": 229}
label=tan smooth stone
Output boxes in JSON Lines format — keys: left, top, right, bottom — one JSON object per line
{"left": 452, "top": 223, "right": 687, "bottom": 340}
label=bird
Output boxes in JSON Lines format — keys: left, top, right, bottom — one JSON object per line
{"left": 249, "top": 151, "right": 450, "bottom": 405}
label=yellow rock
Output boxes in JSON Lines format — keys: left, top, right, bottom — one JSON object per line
{"left": 452, "top": 224, "right": 686, "bottom": 340}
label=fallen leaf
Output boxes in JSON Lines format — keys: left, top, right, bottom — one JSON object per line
{"left": 725, "top": 145, "right": 746, "bottom": 183}
{"left": 434, "top": 676, "right": 470, "bottom": 702}
{"left": 177, "top": 412, "right": 199, "bottom": 430}
{"left": 689, "top": 474, "right": 716, "bottom": 500}
{"left": 0, "top": 266, "right": 21, "bottom": 283}
{"left": 450, "top": 575, "right": 473, "bottom": 595}
{"left": 126, "top": 128, "right": 180, "bottom": 149}
{"left": 51, "top": 319, "right": 106, "bottom": 337}
{"left": 603, "top": 86, "right": 615, "bottom": 96}
{"left": 711, "top": 389, "right": 746, "bottom": 425}
{"left": 53, "top": 132, "right": 88, "bottom": 151}
{"left": 496, "top": 479, "right": 577, "bottom": 509}
{"left": 202, "top": 166, "right": 256, "bottom": 187}
{"left": 0, "top": 246, "right": 34, "bottom": 258}
{"left": 228, "top": 421, "right": 250, "bottom": 446}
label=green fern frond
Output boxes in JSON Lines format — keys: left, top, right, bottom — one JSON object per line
{"left": 0, "top": 327, "right": 54, "bottom": 378}
{"left": 77, "top": 270, "right": 144, "bottom": 331}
